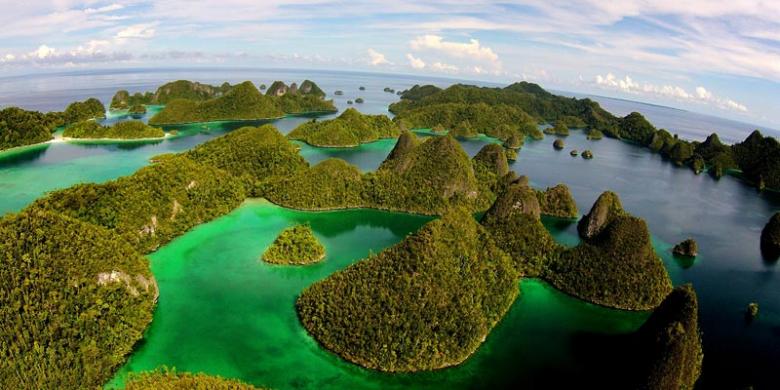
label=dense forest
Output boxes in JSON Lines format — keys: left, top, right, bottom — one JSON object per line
{"left": 2, "top": 118, "right": 699, "bottom": 387}
{"left": 288, "top": 108, "right": 399, "bottom": 147}
{"left": 0, "top": 107, "right": 61, "bottom": 150}
{"left": 297, "top": 207, "right": 518, "bottom": 371}
{"left": 63, "top": 120, "right": 164, "bottom": 139}
{"left": 147, "top": 80, "right": 336, "bottom": 125}
{"left": 110, "top": 80, "right": 234, "bottom": 109}
{"left": 125, "top": 369, "right": 261, "bottom": 389}
{"left": 63, "top": 98, "right": 105, "bottom": 124}
{"left": 0, "top": 210, "right": 156, "bottom": 389}
{"left": 263, "top": 224, "right": 325, "bottom": 265}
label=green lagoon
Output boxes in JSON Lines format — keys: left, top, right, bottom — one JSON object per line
{"left": 107, "top": 200, "right": 649, "bottom": 389}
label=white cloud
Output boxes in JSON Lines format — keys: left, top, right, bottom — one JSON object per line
{"left": 31, "top": 45, "right": 56, "bottom": 59}
{"left": 595, "top": 73, "right": 748, "bottom": 112}
{"left": 430, "top": 62, "right": 458, "bottom": 73}
{"left": 406, "top": 53, "right": 425, "bottom": 69}
{"left": 84, "top": 4, "right": 125, "bottom": 14}
{"left": 115, "top": 24, "right": 156, "bottom": 40}
{"left": 410, "top": 34, "right": 498, "bottom": 63}
{"left": 367, "top": 48, "right": 389, "bottom": 66}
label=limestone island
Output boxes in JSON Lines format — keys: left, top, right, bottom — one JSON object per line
{"left": 288, "top": 108, "right": 399, "bottom": 147}
{"left": 746, "top": 302, "right": 759, "bottom": 320}
{"left": 582, "top": 150, "right": 594, "bottom": 159}
{"left": 63, "top": 120, "right": 165, "bottom": 140}
{"left": 760, "top": 212, "right": 780, "bottom": 260}
{"left": 673, "top": 238, "right": 698, "bottom": 257}
{"left": 116, "top": 80, "right": 336, "bottom": 125}
{"left": 553, "top": 138, "right": 565, "bottom": 150}
{"left": 263, "top": 224, "right": 325, "bottom": 265}
{"left": 544, "top": 121, "right": 570, "bottom": 136}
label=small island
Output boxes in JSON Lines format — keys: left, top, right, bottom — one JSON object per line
{"left": 263, "top": 224, "right": 325, "bottom": 265}
{"left": 673, "top": 238, "right": 698, "bottom": 257}
{"left": 544, "top": 121, "right": 570, "bottom": 136}
{"left": 746, "top": 302, "right": 759, "bottom": 320}
{"left": 126, "top": 369, "right": 259, "bottom": 389}
{"left": 287, "top": 108, "right": 399, "bottom": 147}
{"left": 760, "top": 212, "right": 780, "bottom": 260}
{"left": 355, "top": 97, "right": 364, "bottom": 104}
{"left": 570, "top": 149, "right": 578, "bottom": 156}
{"left": 582, "top": 150, "right": 594, "bottom": 159}
{"left": 553, "top": 138, "right": 565, "bottom": 150}
{"left": 63, "top": 120, "right": 165, "bottom": 140}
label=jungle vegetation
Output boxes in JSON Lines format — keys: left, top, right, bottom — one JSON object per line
{"left": 296, "top": 207, "right": 518, "bottom": 372}
{"left": 63, "top": 120, "right": 164, "bottom": 139}
{"left": 262, "top": 224, "right": 326, "bottom": 265}
{"left": 288, "top": 108, "right": 399, "bottom": 147}
{"left": 0, "top": 107, "right": 62, "bottom": 150}
{"left": 125, "top": 369, "right": 261, "bottom": 389}
{"left": 63, "top": 98, "right": 105, "bottom": 124}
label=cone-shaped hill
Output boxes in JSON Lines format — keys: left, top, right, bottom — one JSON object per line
{"left": 296, "top": 207, "right": 518, "bottom": 372}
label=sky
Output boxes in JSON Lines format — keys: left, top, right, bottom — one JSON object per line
{"left": 0, "top": 1, "right": 778, "bottom": 128}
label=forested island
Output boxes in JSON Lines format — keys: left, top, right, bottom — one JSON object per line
{"left": 63, "top": 120, "right": 164, "bottom": 140}
{"left": 288, "top": 108, "right": 399, "bottom": 147}
{"left": 3, "top": 90, "right": 706, "bottom": 388}
{"left": 391, "top": 82, "right": 780, "bottom": 191}
{"left": 263, "top": 224, "right": 325, "bottom": 265}
{"left": 110, "top": 79, "right": 336, "bottom": 125}
{"left": 126, "top": 369, "right": 260, "bottom": 389}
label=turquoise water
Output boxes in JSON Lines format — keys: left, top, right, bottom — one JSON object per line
{"left": 0, "top": 69, "right": 778, "bottom": 388}
{"left": 107, "top": 200, "right": 649, "bottom": 389}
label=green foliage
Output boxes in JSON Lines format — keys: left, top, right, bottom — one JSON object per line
{"left": 288, "top": 108, "right": 399, "bottom": 147}
{"left": 0, "top": 107, "right": 57, "bottom": 150}
{"left": 631, "top": 285, "right": 702, "bottom": 388}
{"left": 110, "top": 90, "right": 155, "bottom": 110}
{"left": 545, "top": 121, "right": 569, "bottom": 136}
{"left": 298, "top": 80, "right": 326, "bottom": 97}
{"left": 586, "top": 129, "right": 603, "bottom": 140}
{"left": 393, "top": 102, "right": 533, "bottom": 141}
{"left": 263, "top": 224, "right": 325, "bottom": 265}
{"left": 149, "top": 82, "right": 284, "bottom": 125}
{"left": 28, "top": 155, "right": 246, "bottom": 253}
{"left": 296, "top": 207, "right": 518, "bottom": 372}
{"left": 263, "top": 158, "right": 364, "bottom": 210}
{"left": 0, "top": 210, "right": 155, "bottom": 389}
{"left": 618, "top": 112, "right": 657, "bottom": 145}
{"left": 733, "top": 130, "right": 780, "bottom": 189}
{"left": 559, "top": 115, "right": 587, "bottom": 128}
{"left": 126, "top": 369, "right": 260, "bottom": 389}
{"left": 547, "top": 212, "right": 672, "bottom": 310}
{"left": 760, "top": 212, "right": 780, "bottom": 259}
{"left": 389, "top": 83, "right": 619, "bottom": 133}
{"left": 129, "top": 104, "right": 147, "bottom": 115}
{"left": 63, "top": 120, "right": 164, "bottom": 139}
{"left": 399, "top": 84, "right": 443, "bottom": 101}
{"left": 149, "top": 81, "right": 336, "bottom": 125}
{"left": 536, "top": 184, "right": 578, "bottom": 218}
{"left": 502, "top": 132, "right": 524, "bottom": 149}
{"left": 63, "top": 98, "right": 105, "bottom": 124}
{"left": 186, "top": 124, "right": 308, "bottom": 186}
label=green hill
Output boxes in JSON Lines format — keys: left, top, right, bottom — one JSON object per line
{"left": 296, "top": 207, "right": 518, "bottom": 372}
{"left": 288, "top": 108, "right": 399, "bottom": 147}
{"left": 263, "top": 224, "right": 325, "bottom": 265}
{"left": 63, "top": 120, "right": 164, "bottom": 139}
{"left": 0, "top": 210, "right": 156, "bottom": 389}
{"left": 0, "top": 107, "right": 60, "bottom": 150}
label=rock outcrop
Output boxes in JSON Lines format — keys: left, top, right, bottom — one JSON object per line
{"left": 760, "top": 212, "right": 780, "bottom": 260}
{"left": 577, "top": 191, "right": 624, "bottom": 240}
{"left": 673, "top": 238, "right": 698, "bottom": 257}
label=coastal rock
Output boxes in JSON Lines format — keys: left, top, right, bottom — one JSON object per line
{"left": 673, "top": 238, "right": 698, "bottom": 257}
{"left": 582, "top": 150, "right": 594, "bottom": 159}
{"left": 746, "top": 302, "right": 759, "bottom": 320}
{"left": 266, "top": 81, "right": 289, "bottom": 96}
{"left": 570, "top": 149, "right": 578, "bottom": 156}
{"left": 553, "top": 138, "right": 565, "bottom": 150}
{"left": 760, "top": 212, "right": 780, "bottom": 260}
{"left": 577, "top": 191, "right": 624, "bottom": 240}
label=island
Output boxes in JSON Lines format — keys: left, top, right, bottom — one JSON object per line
{"left": 553, "top": 138, "right": 565, "bottom": 150}
{"left": 673, "top": 238, "right": 698, "bottom": 257}
{"left": 287, "top": 108, "right": 399, "bottom": 147}
{"left": 6, "top": 120, "right": 702, "bottom": 388}
{"left": 126, "top": 370, "right": 259, "bottom": 389}
{"left": 544, "top": 121, "right": 570, "bottom": 136}
{"left": 0, "top": 107, "right": 62, "bottom": 151}
{"left": 570, "top": 149, "right": 578, "bottom": 156}
{"left": 262, "top": 224, "right": 325, "bottom": 265}
{"left": 582, "top": 150, "right": 594, "bottom": 159}
{"left": 63, "top": 120, "right": 165, "bottom": 140}
{"left": 760, "top": 212, "right": 780, "bottom": 259}
{"left": 118, "top": 80, "right": 336, "bottom": 125}
{"left": 355, "top": 97, "right": 364, "bottom": 104}
{"left": 296, "top": 207, "right": 518, "bottom": 372}
{"left": 129, "top": 104, "right": 147, "bottom": 116}
{"left": 64, "top": 97, "right": 106, "bottom": 124}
